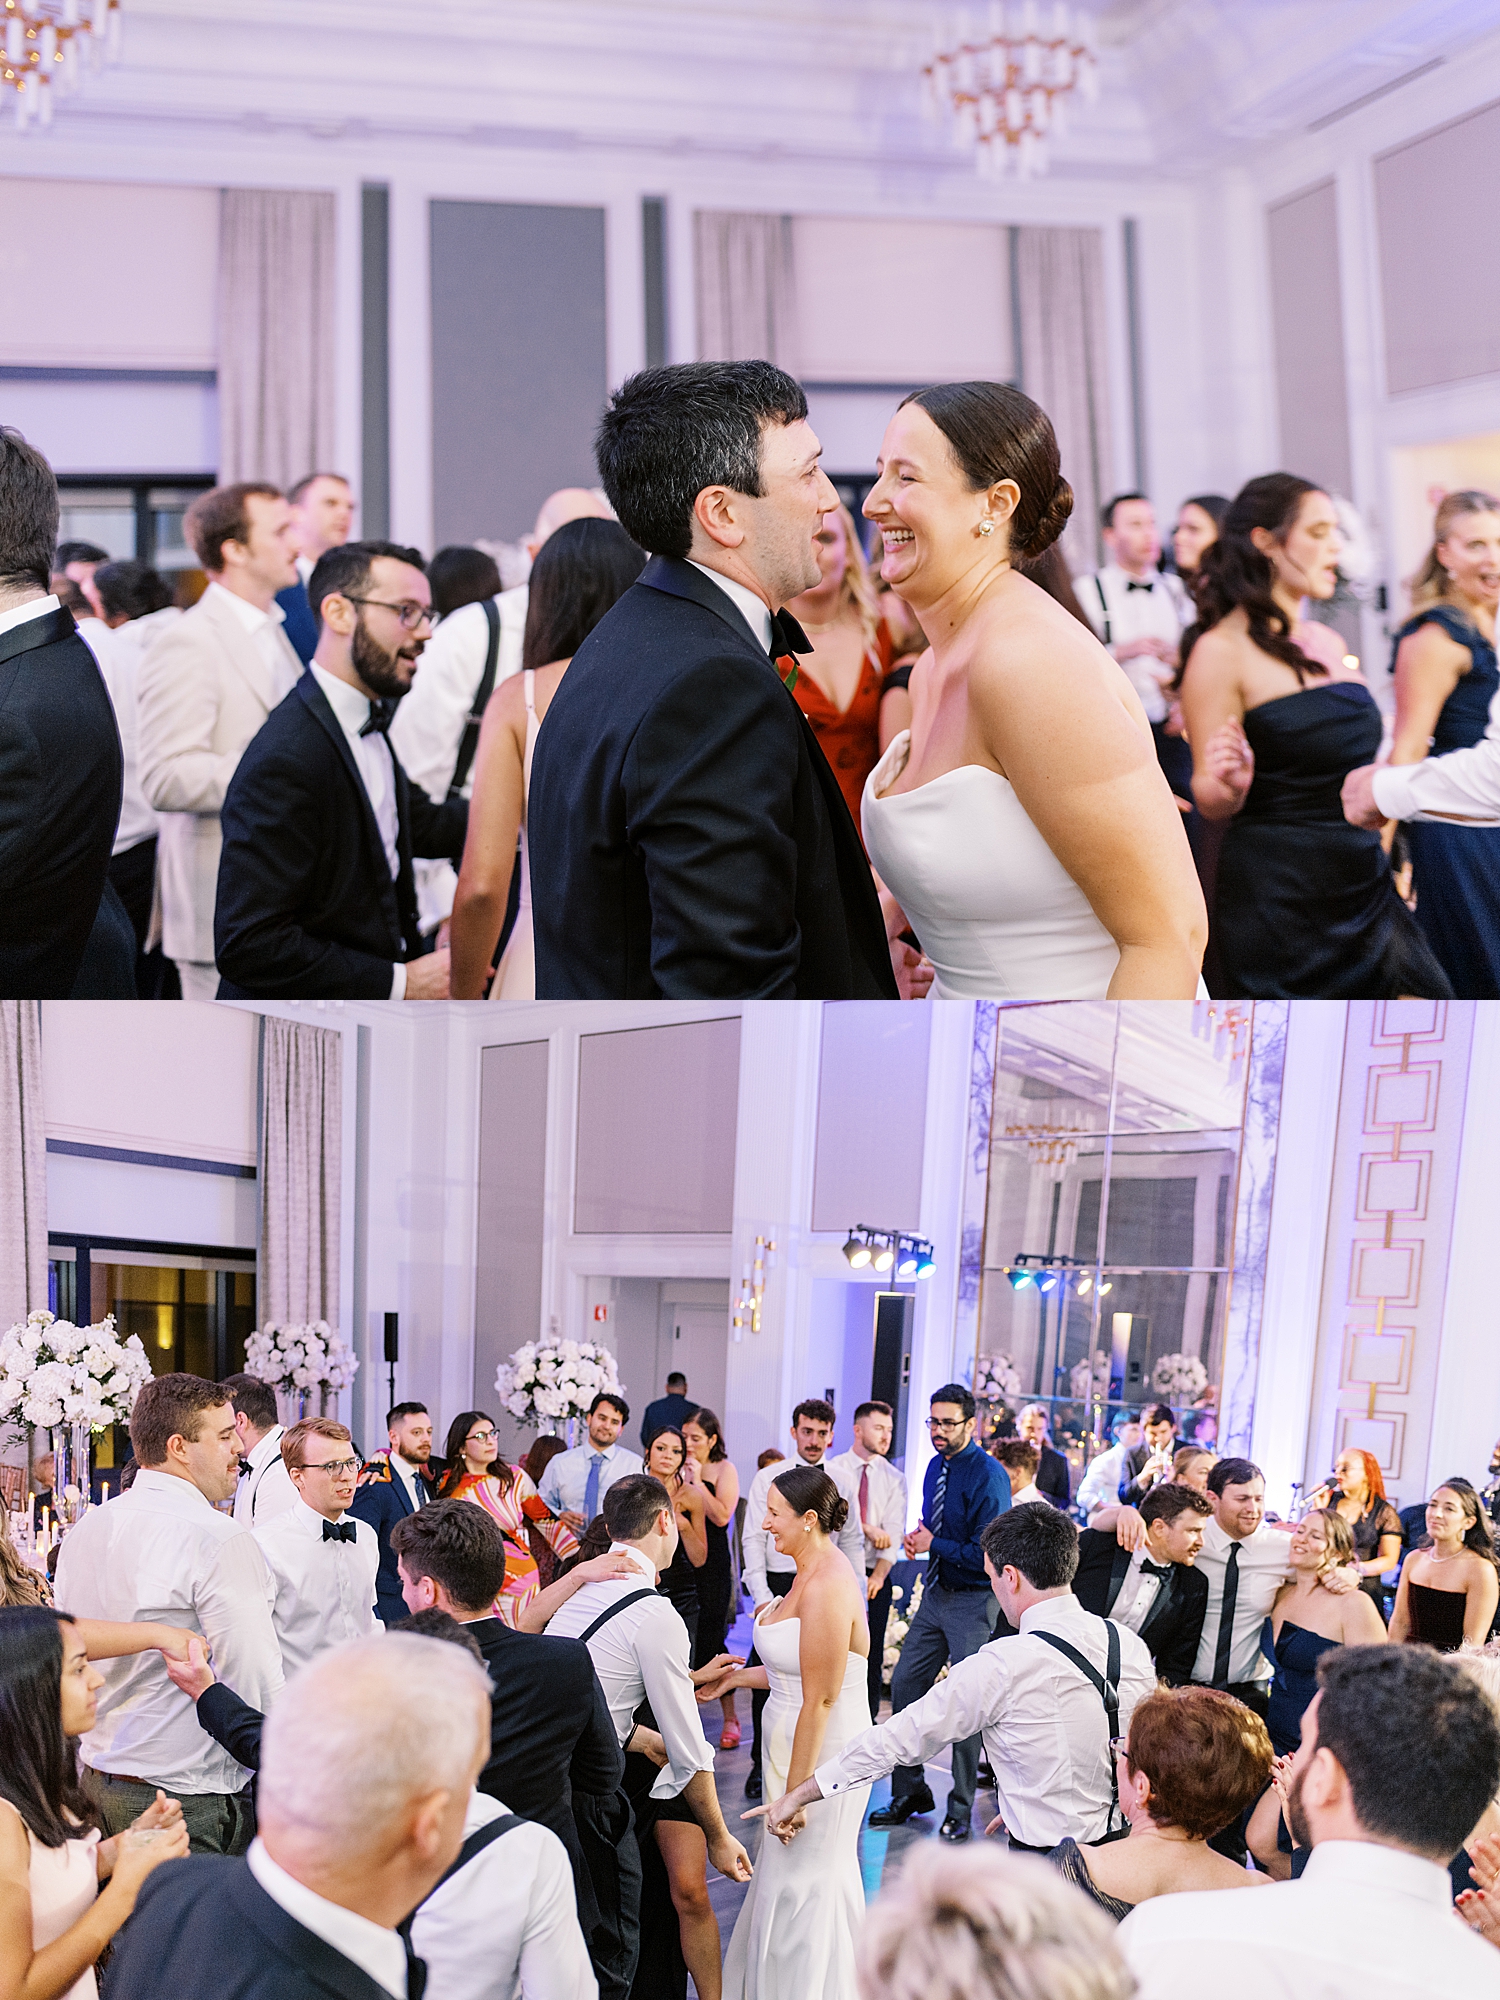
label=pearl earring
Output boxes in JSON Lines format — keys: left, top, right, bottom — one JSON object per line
{"left": 978, "top": 520, "right": 994, "bottom": 537}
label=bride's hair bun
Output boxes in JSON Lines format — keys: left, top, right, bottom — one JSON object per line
{"left": 1019, "top": 474, "right": 1074, "bottom": 561}
{"left": 771, "top": 1464, "right": 848, "bottom": 1536}
{"left": 899, "top": 380, "right": 1071, "bottom": 565}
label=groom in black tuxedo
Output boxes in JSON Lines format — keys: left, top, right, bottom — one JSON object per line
{"left": 1071, "top": 1480, "right": 1211, "bottom": 1686}
{"left": 528, "top": 361, "right": 902, "bottom": 999}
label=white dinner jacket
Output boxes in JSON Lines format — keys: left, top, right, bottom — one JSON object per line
{"left": 136, "top": 589, "right": 303, "bottom": 964}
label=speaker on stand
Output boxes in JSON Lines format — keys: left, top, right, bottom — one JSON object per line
{"left": 384, "top": 1313, "right": 399, "bottom": 1415}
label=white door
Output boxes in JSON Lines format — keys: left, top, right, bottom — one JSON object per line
{"left": 666, "top": 1306, "right": 728, "bottom": 1423}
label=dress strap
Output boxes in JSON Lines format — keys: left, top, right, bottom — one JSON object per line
{"left": 523, "top": 668, "right": 537, "bottom": 719}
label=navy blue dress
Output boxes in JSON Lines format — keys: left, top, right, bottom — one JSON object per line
{"left": 1263, "top": 1615, "right": 1341, "bottom": 1757}
{"left": 1213, "top": 680, "right": 1452, "bottom": 998}
{"left": 1391, "top": 606, "right": 1500, "bottom": 998}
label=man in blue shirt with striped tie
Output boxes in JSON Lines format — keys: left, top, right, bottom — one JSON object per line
{"left": 868, "top": 1381, "right": 1011, "bottom": 1843}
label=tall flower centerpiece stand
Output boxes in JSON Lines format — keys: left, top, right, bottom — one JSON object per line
{"left": 496, "top": 1337, "right": 626, "bottom": 1445}
{"left": 0, "top": 1310, "right": 154, "bottom": 1558}
{"left": 244, "top": 1322, "right": 361, "bottom": 1430}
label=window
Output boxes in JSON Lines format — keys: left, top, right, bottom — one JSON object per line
{"left": 56, "top": 475, "right": 214, "bottom": 575}
{"left": 47, "top": 1238, "right": 256, "bottom": 1471}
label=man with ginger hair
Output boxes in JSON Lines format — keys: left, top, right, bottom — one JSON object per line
{"left": 253, "top": 1417, "right": 380, "bottom": 1675}
{"left": 100, "top": 1633, "right": 491, "bottom": 1999}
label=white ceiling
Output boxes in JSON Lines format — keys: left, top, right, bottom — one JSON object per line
{"left": 13, "top": 0, "right": 1500, "bottom": 180}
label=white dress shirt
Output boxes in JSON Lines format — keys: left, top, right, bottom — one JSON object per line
{"left": 741, "top": 1457, "right": 868, "bottom": 1604}
{"left": 410, "top": 1790, "right": 597, "bottom": 2000}
{"left": 816, "top": 1592, "right": 1157, "bottom": 1848}
{"left": 55, "top": 1468, "right": 283, "bottom": 1794}
{"left": 204, "top": 581, "right": 301, "bottom": 697}
{"left": 0, "top": 592, "right": 59, "bottom": 636}
{"left": 306, "top": 662, "right": 408, "bottom": 998}
{"left": 83, "top": 609, "right": 181, "bottom": 854}
{"left": 1117, "top": 1839, "right": 1500, "bottom": 2000}
{"left": 1109, "top": 1546, "right": 1169, "bottom": 1636}
{"left": 248, "top": 1837, "right": 409, "bottom": 2000}
{"left": 1190, "top": 1517, "right": 1291, "bottom": 1687}
{"left": 824, "top": 1449, "right": 908, "bottom": 1572}
{"left": 536, "top": 1441, "right": 645, "bottom": 1520}
{"left": 233, "top": 1425, "right": 297, "bottom": 1527}
{"left": 1078, "top": 564, "right": 1190, "bottom": 722}
{"left": 1372, "top": 684, "right": 1500, "bottom": 825}
{"left": 1076, "top": 1442, "right": 1131, "bottom": 1518}
{"left": 545, "top": 1544, "right": 714, "bottom": 1801}
{"left": 253, "top": 1498, "right": 380, "bottom": 1677}
{"left": 686, "top": 561, "right": 774, "bottom": 653}
{"left": 388, "top": 585, "right": 526, "bottom": 932}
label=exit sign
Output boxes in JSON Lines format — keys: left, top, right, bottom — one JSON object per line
{"left": 593, "top": 1304, "right": 609, "bottom": 1322}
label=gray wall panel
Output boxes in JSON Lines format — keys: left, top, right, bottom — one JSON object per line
{"left": 1376, "top": 99, "right": 1500, "bottom": 394}
{"left": 811, "top": 1004, "right": 929, "bottom": 1235}
{"left": 475, "top": 1040, "right": 550, "bottom": 1408}
{"left": 430, "top": 199, "right": 607, "bottom": 545}
{"left": 575, "top": 1019, "right": 740, "bottom": 1234}
{"left": 1266, "top": 180, "right": 1352, "bottom": 499}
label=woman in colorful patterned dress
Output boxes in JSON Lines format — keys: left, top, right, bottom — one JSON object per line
{"left": 435, "top": 1409, "right": 577, "bottom": 1627}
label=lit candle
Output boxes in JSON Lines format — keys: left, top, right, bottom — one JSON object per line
{"left": 101, "top": 1482, "right": 109, "bottom": 1504}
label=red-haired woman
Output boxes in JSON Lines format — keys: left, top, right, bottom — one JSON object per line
{"left": 1309, "top": 1447, "right": 1402, "bottom": 1614}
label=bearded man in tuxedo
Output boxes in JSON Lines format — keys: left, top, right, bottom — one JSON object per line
{"left": 527, "top": 360, "right": 912, "bottom": 1000}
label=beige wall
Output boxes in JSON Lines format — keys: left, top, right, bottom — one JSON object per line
{"left": 40, "top": 1000, "right": 257, "bottom": 1168}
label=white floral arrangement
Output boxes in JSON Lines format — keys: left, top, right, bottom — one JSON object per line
{"left": 1151, "top": 1351, "right": 1209, "bottom": 1400}
{"left": 883, "top": 1574, "right": 924, "bottom": 1678}
{"left": 972, "top": 1352, "right": 1022, "bottom": 1403}
{"left": 0, "top": 1310, "right": 152, "bottom": 1433}
{"left": 496, "top": 1338, "right": 624, "bottom": 1428}
{"left": 245, "top": 1321, "right": 360, "bottom": 1392}
{"left": 1069, "top": 1349, "right": 1111, "bottom": 1401}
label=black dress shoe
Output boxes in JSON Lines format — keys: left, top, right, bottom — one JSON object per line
{"left": 939, "top": 1814, "right": 972, "bottom": 1843}
{"left": 743, "top": 1768, "right": 762, "bottom": 1801}
{"left": 868, "top": 1786, "right": 935, "bottom": 1828}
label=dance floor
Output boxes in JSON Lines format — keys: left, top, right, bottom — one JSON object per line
{"left": 705, "top": 1599, "right": 980, "bottom": 1974}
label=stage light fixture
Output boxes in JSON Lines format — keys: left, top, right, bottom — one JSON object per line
{"left": 842, "top": 1230, "right": 871, "bottom": 1269}
{"left": 1098, "top": 1279, "right": 1113, "bottom": 1296}
{"left": 1075, "top": 1273, "right": 1093, "bottom": 1297}
{"left": 1007, "top": 1267, "right": 1033, "bottom": 1290}
{"left": 1037, "top": 1270, "right": 1059, "bottom": 1293}
{"left": 895, "top": 1236, "right": 920, "bottom": 1279}
{"left": 915, "top": 1243, "right": 936, "bottom": 1280}
{"left": 872, "top": 1233, "right": 895, "bottom": 1273}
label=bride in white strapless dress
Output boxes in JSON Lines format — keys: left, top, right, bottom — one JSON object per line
{"left": 702, "top": 1470, "right": 871, "bottom": 2000}
{"left": 859, "top": 387, "right": 1207, "bottom": 1000}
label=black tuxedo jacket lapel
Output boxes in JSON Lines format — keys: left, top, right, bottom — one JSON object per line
{"left": 637, "top": 554, "right": 770, "bottom": 655}
{"left": 0, "top": 604, "right": 76, "bottom": 672}
{"left": 228, "top": 1860, "right": 404, "bottom": 2000}
{"left": 1138, "top": 1565, "right": 1178, "bottom": 1641}
{"left": 388, "top": 751, "right": 423, "bottom": 960}
{"left": 1103, "top": 1542, "right": 1132, "bottom": 1616}
{"left": 296, "top": 675, "right": 404, "bottom": 952}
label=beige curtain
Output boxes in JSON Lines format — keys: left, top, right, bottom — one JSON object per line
{"left": 259, "top": 1018, "right": 341, "bottom": 1327}
{"left": 0, "top": 1003, "right": 47, "bottom": 1332}
{"left": 218, "top": 189, "right": 337, "bottom": 489}
{"left": 695, "top": 211, "right": 800, "bottom": 370}
{"left": 1015, "top": 226, "right": 1115, "bottom": 573}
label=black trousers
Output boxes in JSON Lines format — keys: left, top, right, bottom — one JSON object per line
{"left": 107, "top": 836, "right": 178, "bottom": 999}
{"left": 866, "top": 1573, "right": 893, "bottom": 1720}
{"left": 748, "top": 1571, "right": 793, "bottom": 1777}
{"left": 573, "top": 1787, "right": 642, "bottom": 2000}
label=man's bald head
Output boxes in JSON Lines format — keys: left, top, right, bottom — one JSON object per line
{"left": 526, "top": 486, "right": 614, "bottom": 558}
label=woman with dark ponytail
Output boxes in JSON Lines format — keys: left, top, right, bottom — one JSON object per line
{"left": 860, "top": 381, "right": 1206, "bottom": 998}
{"left": 1178, "top": 474, "right": 1450, "bottom": 998}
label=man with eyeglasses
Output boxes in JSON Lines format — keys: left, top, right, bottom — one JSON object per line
{"left": 867, "top": 1382, "right": 1012, "bottom": 1844}
{"left": 214, "top": 540, "right": 469, "bottom": 999}
{"left": 252, "top": 1417, "right": 380, "bottom": 1676}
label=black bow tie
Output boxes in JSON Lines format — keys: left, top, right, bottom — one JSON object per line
{"left": 238, "top": 1459, "right": 253, "bottom": 1477}
{"left": 1140, "top": 1559, "right": 1174, "bottom": 1579}
{"left": 322, "top": 1519, "right": 357, "bottom": 1544}
{"left": 1124, "top": 578, "right": 1155, "bottom": 593}
{"left": 769, "top": 609, "right": 812, "bottom": 661}
{"left": 359, "top": 698, "right": 396, "bottom": 737}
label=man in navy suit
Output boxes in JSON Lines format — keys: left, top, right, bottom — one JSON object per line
{"left": 527, "top": 360, "right": 907, "bottom": 1000}
{"left": 349, "top": 1403, "right": 435, "bottom": 1626}
{"left": 102, "top": 1629, "right": 487, "bottom": 2000}
{"left": 0, "top": 426, "right": 123, "bottom": 996}
{"left": 214, "top": 541, "right": 467, "bottom": 999}
{"left": 276, "top": 472, "right": 355, "bottom": 665}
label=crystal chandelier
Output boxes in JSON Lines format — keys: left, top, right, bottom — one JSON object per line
{"left": 922, "top": 2, "right": 1099, "bottom": 181}
{"left": 3, "top": 0, "right": 121, "bottom": 131}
